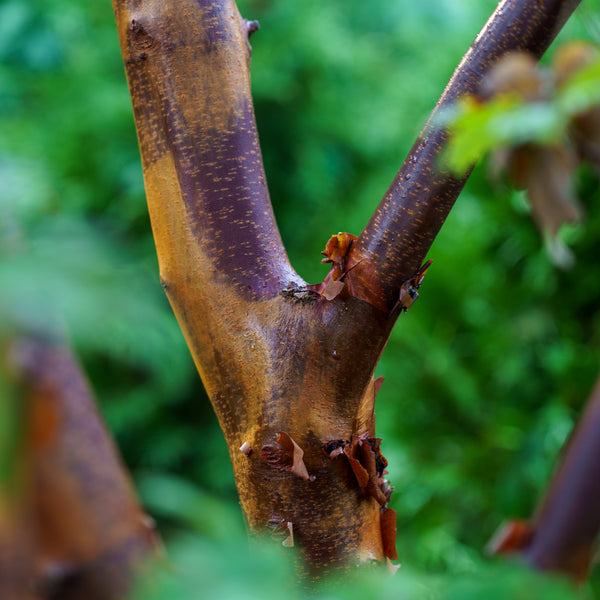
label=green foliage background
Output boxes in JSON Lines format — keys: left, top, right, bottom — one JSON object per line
{"left": 1, "top": 0, "right": 599, "bottom": 596}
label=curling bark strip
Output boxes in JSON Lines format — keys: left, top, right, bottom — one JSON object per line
{"left": 347, "top": 0, "right": 582, "bottom": 312}
{"left": 3, "top": 338, "right": 156, "bottom": 599}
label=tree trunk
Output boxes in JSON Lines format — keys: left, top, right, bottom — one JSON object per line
{"left": 111, "top": 0, "right": 580, "bottom": 577}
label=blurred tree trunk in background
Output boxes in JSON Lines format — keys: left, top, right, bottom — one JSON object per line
{"left": 0, "top": 338, "right": 157, "bottom": 599}
{"left": 110, "top": 0, "right": 581, "bottom": 580}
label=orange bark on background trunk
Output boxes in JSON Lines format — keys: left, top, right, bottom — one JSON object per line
{"left": 111, "top": 0, "right": 581, "bottom": 578}
{"left": 0, "top": 338, "right": 157, "bottom": 599}
{"left": 491, "top": 374, "right": 600, "bottom": 581}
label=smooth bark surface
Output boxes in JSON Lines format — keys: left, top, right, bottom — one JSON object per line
{"left": 112, "top": 0, "right": 582, "bottom": 577}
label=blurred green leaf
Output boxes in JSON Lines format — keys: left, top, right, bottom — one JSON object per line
{"left": 136, "top": 472, "right": 245, "bottom": 541}
{"left": 442, "top": 96, "right": 564, "bottom": 174}
{"left": 558, "top": 55, "right": 600, "bottom": 114}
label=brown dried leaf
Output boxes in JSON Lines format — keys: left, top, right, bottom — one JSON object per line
{"left": 499, "top": 144, "right": 581, "bottom": 267}
{"left": 553, "top": 41, "right": 598, "bottom": 89}
{"left": 553, "top": 43, "right": 600, "bottom": 171}
{"left": 522, "top": 146, "right": 579, "bottom": 236}
{"left": 481, "top": 52, "right": 545, "bottom": 102}
{"left": 503, "top": 144, "right": 580, "bottom": 235}
{"left": 570, "top": 109, "right": 600, "bottom": 171}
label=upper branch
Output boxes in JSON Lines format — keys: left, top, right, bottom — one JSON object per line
{"left": 113, "top": 0, "right": 300, "bottom": 300}
{"left": 347, "top": 0, "right": 581, "bottom": 312}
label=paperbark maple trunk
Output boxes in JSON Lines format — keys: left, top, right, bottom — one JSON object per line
{"left": 112, "top": 0, "right": 580, "bottom": 577}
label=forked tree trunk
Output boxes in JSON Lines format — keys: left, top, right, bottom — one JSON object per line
{"left": 112, "top": 0, "right": 580, "bottom": 578}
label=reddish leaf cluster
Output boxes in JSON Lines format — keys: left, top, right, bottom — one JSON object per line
{"left": 310, "top": 233, "right": 432, "bottom": 315}
{"left": 309, "top": 231, "right": 388, "bottom": 310}
{"left": 308, "top": 232, "right": 358, "bottom": 301}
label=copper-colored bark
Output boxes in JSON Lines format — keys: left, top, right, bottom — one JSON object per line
{"left": 1, "top": 338, "right": 157, "bottom": 598}
{"left": 112, "top": 0, "right": 393, "bottom": 574}
{"left": 111, "top": 0, "right": 581, "bottom": 577}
